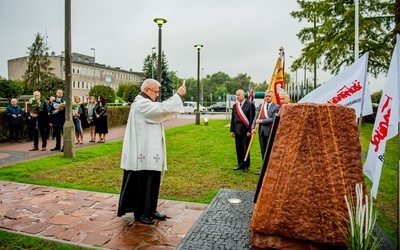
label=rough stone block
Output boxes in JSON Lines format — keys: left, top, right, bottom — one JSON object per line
{"left": 250, "top": 103, "right": 365, "bottom": 249}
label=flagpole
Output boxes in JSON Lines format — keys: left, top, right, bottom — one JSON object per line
{"left": 244, "top": 57, "right": 280, "bottom": 162}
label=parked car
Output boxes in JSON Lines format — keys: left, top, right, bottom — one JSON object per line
{"left": 182, "top": 101, "right": 208, "bottom": 114}
{"left": 208, "top": 102, "right": 229, "bottom": 112}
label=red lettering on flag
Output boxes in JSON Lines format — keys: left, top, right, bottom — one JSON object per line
{"left": 327, "top": 80, "right": 362, "bottom": 104}
{"left": 370, "top": 95, "right": 393, "bottom": 152}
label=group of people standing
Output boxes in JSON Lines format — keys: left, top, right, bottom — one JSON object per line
{"left": 5, "top": 91, "right": 109, "bottom": 150}
{"left": 230, "top": 89, "right": 290, "bottom": 173}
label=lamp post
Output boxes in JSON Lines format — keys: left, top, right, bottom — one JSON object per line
{"left": 64, "top": 0, "right": 75, "bottom": 157}
{"left": 194, "top": 44, "right": 203, "bottom": 125}
{"left": 90, "top": 48, "right": 95, "bottom": 85}
{"left": 154, "top": 18, "right": 167, "bottom": 102}
{"left": 151, "top": 46, "right": 156, "bottom": 79}
{"left": 201, "top": 67, "right": 204, "bottom": 106}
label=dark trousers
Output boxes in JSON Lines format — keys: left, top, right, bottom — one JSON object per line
{"left": 32, "top": 120, "right": 47, "bottom": 148}
{"left": 53, "top": 127, "right": 63, "bottom": 149}
{"left": 235, "top": 134, "right": 251, "bottom": 168}
{"left": 258, "top": 134, "right": 269, "bottom": 161}
{"left": 9, "top": 123, "right": 22, "bottom": 141}
{"left": 118, "top": 170, "right": 161, "bottom": 218}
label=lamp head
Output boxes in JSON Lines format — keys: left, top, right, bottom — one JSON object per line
{"left": 194, "top": 44, "right": 204, "bottom": 51}
{"left": 154, "top": 18, "right": 167, "bottom": 27}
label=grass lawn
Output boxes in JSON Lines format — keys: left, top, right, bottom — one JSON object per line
{"left": 0, "top": 120, "right": 398, "bottom": 246}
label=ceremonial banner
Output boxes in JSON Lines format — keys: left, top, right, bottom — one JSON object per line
{"left": 299, "top": 53, "right": 373, "bottom": 118}
{"left": 364, "top": 35, "right": 400, "bottom": 198}
{"left": 268, "top": 47, "right": 285, "bottom": 105}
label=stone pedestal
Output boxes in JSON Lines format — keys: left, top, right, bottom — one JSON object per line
{"left": 250, "top": 103, "right": 365, "bottom": 249}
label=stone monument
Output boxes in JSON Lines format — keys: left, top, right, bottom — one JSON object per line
{"left": 250, "top": 103, "right": 366, "bottom": 249}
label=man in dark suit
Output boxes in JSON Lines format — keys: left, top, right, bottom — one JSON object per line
{"left": 251, "top": 90, "right": 280, "bottom": 162}
{"left": 230, "top": 89, "right": 255, "bottom": 173}
{"left": 50, "top": 89, "right": 66, "bottom": 151}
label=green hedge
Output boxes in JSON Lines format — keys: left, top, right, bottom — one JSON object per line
{"left": 0, "top": 106, "right": 131, "bottom": 142}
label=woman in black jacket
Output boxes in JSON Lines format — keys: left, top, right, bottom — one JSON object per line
{"left": 94, "top": 96, "right": 108, "bottom": 143}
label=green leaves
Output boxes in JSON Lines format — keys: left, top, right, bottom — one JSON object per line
{"left": 291, "top": 0, "right": 395, "bottom": 78}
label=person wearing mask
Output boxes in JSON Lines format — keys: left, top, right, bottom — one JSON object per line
{"left": 118, "top": 79, "right": 186, "bottom": 225}
{"left": 5, "top": 98, "right": 23, "bottom": 143}
{"left": 230, "top": 89, "right": 256, "bottom": 173}
{"left": 94, "top": 96, "right": 108, "bottom": 143}
{"left": 87, "top": 96, "right": 97, "bottom": 142}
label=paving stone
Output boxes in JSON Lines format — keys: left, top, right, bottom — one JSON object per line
{"left": 81, "top": 232, "right": 112, "bottom": 247}
{"left": 49, "top": 214, "right": 81, "bottom": 225}
{"left": 40, "top": 225, "right": 67, "bottom": 237}
{"left": 21, "top": 222, "right": 51, "bottom": 234}
{"left": 4, "top": 209, "right": 31, "bottom": 219}
{"left": 56, "top": 228, "right": 80, "bottom": 241}
{"left": 71, "top": 219, "right": 105, "bottom": 232}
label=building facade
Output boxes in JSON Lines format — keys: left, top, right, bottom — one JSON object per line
{"left": 8, "top": 52, "right": 144, "bottom": 102}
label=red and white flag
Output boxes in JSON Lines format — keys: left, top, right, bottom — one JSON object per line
{"left": 364, "top": 35, "right": 400, "bottom": 198}
{"left": 299, "top": 53, "right": 373, "bottom": 118}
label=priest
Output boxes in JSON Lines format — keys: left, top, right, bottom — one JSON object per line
{"left": 118, "top": 79, "right": 186, "bottom": 225}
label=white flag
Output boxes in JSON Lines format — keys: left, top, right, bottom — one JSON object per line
{"left": 364, "top": 35, "right": 400, "bottom": 198}
{"left": 299, "top": 53, "right": 373, "bottom": 118}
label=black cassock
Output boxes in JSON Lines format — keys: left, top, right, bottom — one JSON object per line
{"left": 117, "top": 170, "right": 161, "bottom": 218}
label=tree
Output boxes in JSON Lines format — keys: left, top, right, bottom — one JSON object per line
{"left": 23, "top": 33, "right": 54, "bottom": 93}
{"left": 142, "top": 51, "right": 173, "bottom": 101}
{"left": 0, "top": 79, "right": 23, "bottom": 101}
{"left": 116, "top": 83, "right": 132, "bottom": 98}
{"left": 370, "top": 90, "right": 383, "bottom": 103}
{"left": 291, "top": 0, "right": 395, "bottom": 78}
{"left": 122, "top": 84, "right": 141, "bottom": 103}
{"left": 89, "top": 85, "right": 116, "bottom": 104}
{"left": 37, "top": 76, "right": 65, "bottom": 100}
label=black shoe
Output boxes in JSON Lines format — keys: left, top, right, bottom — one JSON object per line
{"left": 255, "top": 172, "right": 261, "bottom": 175}
{"left": 234, "top": 166, "right": 243, "bottom": 170}
{"left": 50, "top": 148, "right": 61, "bottom": 151}
{"left": 29, "top": 147, "right": 39, "bottom": 151}
{"left": 243, "top": 167, "right": 248, "bottom": 173}
{"left": 137, "top": 215, "right": 155, "bottom": 225}
{"left": 152, "top": 211, "right": 167, "bottom": 220}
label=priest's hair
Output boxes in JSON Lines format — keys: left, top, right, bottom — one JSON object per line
{"left": 141, "top": 79, "right": 161, "bottom": 91}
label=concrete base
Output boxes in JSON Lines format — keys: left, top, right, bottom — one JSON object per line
{"left": 63, "top": 120, "right": 75, "bottom": 158}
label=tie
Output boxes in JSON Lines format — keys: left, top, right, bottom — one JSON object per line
{"left": 266, "top": 103, "right": 269, "bottom": 110}
{"left": 240, "top": 102, "right": 242, "bottom": 107}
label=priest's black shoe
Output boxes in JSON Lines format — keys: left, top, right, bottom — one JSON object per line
{"left": 137, "top": 215, "right": 155, "bottom": 225}
{"left": 152, "top": 211, "right": 167, "bottom": 220}
{"left": 233, "top": 166, "right": 243, "bottom": 170}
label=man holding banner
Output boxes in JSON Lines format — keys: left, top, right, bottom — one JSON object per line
{"left": 230, "top": 89, "right": 255, "bottom": 173}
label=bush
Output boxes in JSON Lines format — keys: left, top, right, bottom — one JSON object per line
{"left": 89, "top": 85, "right": 116, "bottom": 104}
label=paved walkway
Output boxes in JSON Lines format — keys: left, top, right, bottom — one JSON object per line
{"left": 0, "top": 116, "right": 211, "bottom": 249}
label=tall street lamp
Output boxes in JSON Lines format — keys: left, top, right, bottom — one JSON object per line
{"left": 151, "top": 46, "right": 156, "bottom": 79}
{"left": 194, "top": 44, "right": 203, "bottom": 125}
{"left": 64, "top": 0, "right": 75, "bottom": 157}
{"left": 201, "top": 67, "right": 204, "bottom": 106}
{"left": 154, "top": 18, "right": 167, "bottom": 102}
{"left": 90, "top": 48, "right": 95, "bottom": 85}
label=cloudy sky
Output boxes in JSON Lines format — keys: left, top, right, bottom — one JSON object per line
{"left": 0, "top": 0, "right": 385, "bottom": 92}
